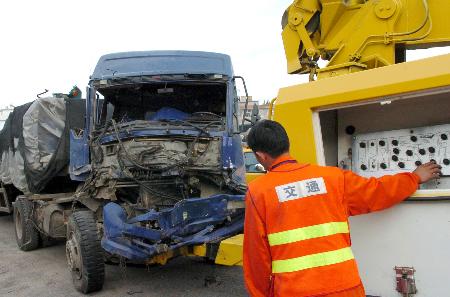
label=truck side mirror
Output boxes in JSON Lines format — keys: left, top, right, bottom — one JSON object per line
{"left": 232, "top": 76, "right": 251, "bottom": 133}
{"left": 238, "top": 104, "right": 260, "bottom": 133}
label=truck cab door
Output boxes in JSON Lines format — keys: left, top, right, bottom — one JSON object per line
{"left": 69, "top": 87, "right": 92, "bottom": 181}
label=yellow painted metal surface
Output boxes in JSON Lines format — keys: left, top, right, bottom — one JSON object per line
{"left": 245, "top": 172, "right": 262, "bottom": 183}
{"left": 274, "top": 53, "right": 450, "bottom": 165}
{"left": 145, "top": 249, "right": 178, "bottom": 265}
{"left": 282, "top": 0, "right": 450, "bottom": 78}
{"left": 145, "top": 246, "right": 209, "bottom": 265}
{"left": 143, "top": 238, "right": 243, "bottom": 267}
{"left": 191, "top": 244, "right": 207, "bottom": 257}
{"left": 214, "top": 234, "right": 244, "bottom": 266}
{"left": 268, "top": 97, "right": 277, "bottom": 120}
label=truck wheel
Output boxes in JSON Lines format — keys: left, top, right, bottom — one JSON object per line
{"left": 13, "top": 198, "right": 40, "bottom": 251}
{"left": 66, "top": 211, "right": 105, "bottom": 293}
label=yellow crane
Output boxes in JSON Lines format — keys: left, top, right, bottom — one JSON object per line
{"left": 272, "top": 0, "right": 450, "bottom": 296}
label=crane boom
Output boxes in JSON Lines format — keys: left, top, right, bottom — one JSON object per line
{"left": 282, "top": 0, "right": 450, "bottom": 79}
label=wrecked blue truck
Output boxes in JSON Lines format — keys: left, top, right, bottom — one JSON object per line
{"left": 0, "top": 51, "right": 254, "bottom": 293}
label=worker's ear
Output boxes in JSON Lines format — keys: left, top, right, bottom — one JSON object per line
{"left": 254, "top": 151, "right": 267, "bottom": 163}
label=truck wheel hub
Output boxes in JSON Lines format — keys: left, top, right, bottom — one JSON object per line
{"left": 66, "top": 232, "right": 82, "bottom": 279}
{"left": 15, "top": 210, "right": 23, "bottom": 241}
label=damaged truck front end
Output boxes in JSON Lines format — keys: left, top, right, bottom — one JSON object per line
{"left": 69, "top": 51, "right": 247, "bottom": 269}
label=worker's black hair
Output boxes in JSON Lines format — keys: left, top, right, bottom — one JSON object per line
{"left": 247, "top": 120, "right": 290, "bottom": 158}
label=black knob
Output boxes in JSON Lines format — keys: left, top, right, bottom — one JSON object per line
{"left": 359, "top": 142, "right": 366, "bottom": 148}
{"left": 444, "top": 159, "right": 450, "bottom": 166}
{"left": 441, "top": 134, "right": 448, "bottom": 141}
{"left": 361, "top": 164, "right": 367, "bottom": 170}
{"left": 398, "top": 162, "right": 405, "bottom": 169}
{"left": 415, "top": 160, "right": 422, "bottom": 166}
{"left": 419, "top": 149, "right": 426, "bottom": 155}
{"left": 392, "top": 139, "right": 399, "bottom": 146}
{"left": 406, "top": 150, "right": 413, "bottom": 156}
{"left": 379, "top": 140, "right": 386, "bottom": 147}
{"left": 392, "top": 155, "right": 399, "bottom": 162}
{"left": 428, "top": 147, "right": 436, "bottom": 154}
{"left": 393, "top": 148, "right": 400, "bottom": 155}
{"left": 380, "top": 163, "right": 387, "bottom": 169}
{"left": 370, "top": 142, "right": 375, "bottom": 147}
{"left": 410, "top": 136, "right": 418, "bottom": 142}
{"left": 345, "top": 125, "right": 356, "bottom": 135}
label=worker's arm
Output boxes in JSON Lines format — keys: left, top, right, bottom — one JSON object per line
{"left": 343, "top": 162, "right": 442, "bottom": 216}
{"left": 243, "top": 189, "right": 272, "bottom": 297}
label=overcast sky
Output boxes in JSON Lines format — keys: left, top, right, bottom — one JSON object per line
{"left": 1, "top": 0, "right": 449, "bottom": 107}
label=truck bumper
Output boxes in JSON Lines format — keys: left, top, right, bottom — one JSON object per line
{"left": 101, "top": 194, "right": 244, "bottom": 263}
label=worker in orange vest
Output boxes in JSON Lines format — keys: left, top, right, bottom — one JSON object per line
{"left": 243, "top": 120, "right": 442, "bottom": 297}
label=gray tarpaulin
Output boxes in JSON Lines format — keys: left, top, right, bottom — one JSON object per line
{"left": 0, "top": 141, "right": 28, "bottom": 193}
{"left": 0, "top": 97, "right": 85, "bottom": 194}
{"left": 23, "top": 97, "right": 66, "bottom": 172}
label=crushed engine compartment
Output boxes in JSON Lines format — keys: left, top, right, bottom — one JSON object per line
{"left": 90, "top": 128, "right": 230, "bottom": 209}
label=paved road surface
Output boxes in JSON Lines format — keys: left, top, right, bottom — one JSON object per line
{"left": 0, "top": 215, "right": 247, "bottom": 297}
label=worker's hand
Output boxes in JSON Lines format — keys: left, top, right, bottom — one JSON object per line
{"left": 413, "top": 161, "right": 442, "bottom": 184}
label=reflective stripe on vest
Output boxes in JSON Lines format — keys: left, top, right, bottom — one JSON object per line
{"left": 272, "top": 247, "right": 354, "bottom": 273}
{"left": 268, "top": 222, "right": 349, "bottom": 246}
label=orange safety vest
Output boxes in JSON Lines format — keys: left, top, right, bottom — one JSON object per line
{"left": 243, "top": 155, "right": 420, "bottom": 297}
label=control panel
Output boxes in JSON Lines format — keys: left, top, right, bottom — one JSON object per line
{"left": 352, "top": 124, "right": 450, "bottom": 178}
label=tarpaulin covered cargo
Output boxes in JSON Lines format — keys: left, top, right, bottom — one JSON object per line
{"left": 0, "top": 98, "right": 85, "bottom": 193}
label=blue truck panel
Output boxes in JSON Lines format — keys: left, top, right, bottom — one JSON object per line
{"left": 91, "top": 51, "right": 234, "bottom": 80}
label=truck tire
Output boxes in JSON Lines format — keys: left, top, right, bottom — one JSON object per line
{"left": 13, "top": 198, "right": 40, "bottom": 251}
{"left": 66, "top": 211, "right": 105, "bottom": 293}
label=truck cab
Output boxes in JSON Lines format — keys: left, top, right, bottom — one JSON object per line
{"left": 71, "top": 51, "right": 246, "bottom": 189}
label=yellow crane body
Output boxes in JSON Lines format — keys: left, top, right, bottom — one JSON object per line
{"left": 275, "top": 0, "right": 450, "bottom": 290}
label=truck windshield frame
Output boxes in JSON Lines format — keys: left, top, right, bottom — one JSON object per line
{"left": 89, "top": 75, "right": 231, "bottom": 134}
